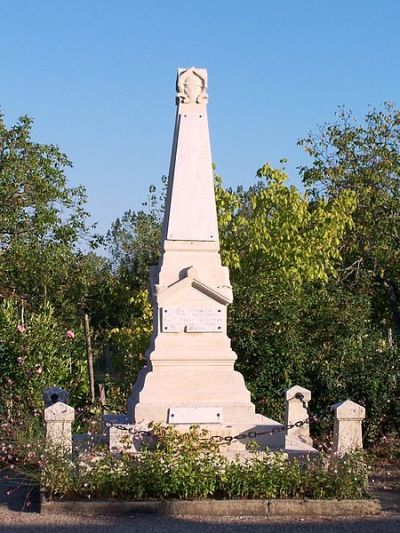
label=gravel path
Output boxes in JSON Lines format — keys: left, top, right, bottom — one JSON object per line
{"left": 1, "top": 468, "right": 399, "bottom": 533}
{"left": 0, "top": 508, "right": 399, "bottom": 533}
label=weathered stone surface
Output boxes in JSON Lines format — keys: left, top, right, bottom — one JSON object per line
{"left": 40, "top": 498, "right": 381, "bottom": 517}
{"left": 44, "top": 402, "right": 74, "bottom": 451}
{"left": 284, "top": 385, "right": 313, "bottom": 447}
{"left": 331, "top": 399, "right": 366, "bottom": 455}
{"left": 268, "top": 499, "right": 381, "bottom": 517}
{"left": 107, "top": 425, "right": 139, "bottom": 455}
{"left": 162, "top": 499, "right": 268, "bottom": 517}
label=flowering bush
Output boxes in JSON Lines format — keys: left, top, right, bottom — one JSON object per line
{"left": 0, "top": 299, "right": 88, "bottom": 413}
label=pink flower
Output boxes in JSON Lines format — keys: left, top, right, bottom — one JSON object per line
{"left": 17, "top": 324, "right": 26, "bottom": 333}
{"left": 66, "top": 330, "right": 75, "bottom": 339}
{"left": 27, "top": 451, "right": 36, "bottom": 461}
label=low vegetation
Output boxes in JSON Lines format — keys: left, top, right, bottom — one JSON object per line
{"left": 1, "top": 421, "right": 370, "bottom": 501}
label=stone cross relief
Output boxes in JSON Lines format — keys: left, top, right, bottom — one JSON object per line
{"left": 176, "top": 67, "right": 208, "bottom": 104}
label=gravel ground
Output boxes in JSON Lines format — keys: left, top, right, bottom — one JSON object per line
{"left": 0, "top": 508, "right": 399, "bottom": 533}
{"left": 0, "top": 468, "right": 399, "bottom": 533}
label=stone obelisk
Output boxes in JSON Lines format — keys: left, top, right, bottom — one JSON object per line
{"left": 128, "top": 68, "right": 281, "bottom": 445}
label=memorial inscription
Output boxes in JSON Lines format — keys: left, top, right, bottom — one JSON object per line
{"left": 161, "top": 306, "right": 224, "bottom": 333}
{"left": 168, "top": 407, "right": 223, "bottom": 424}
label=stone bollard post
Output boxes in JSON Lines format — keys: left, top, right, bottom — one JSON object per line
{"left": 284, "top": 385, "right": 313, "bottom": 447}
{"left": 331, "top": 400, "right": 365, "bottom": 455}
{"left": 44, "top": 402, "right": 75, "bottom": 451}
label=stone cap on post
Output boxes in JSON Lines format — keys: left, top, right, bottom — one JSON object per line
{"left": 285, "top": 385, "right": 311, "bottom": 403}
{"left": 331, "top": 400, "right": 366, "bottom": 420}
{"left": 44, "top": 402, "right": 75, "bottom": 422}
{"left": 284, "top": 385, "right": 313, "bottom": 448}
{"left": 43, "top": 387, "right": 70, "bottom": 407}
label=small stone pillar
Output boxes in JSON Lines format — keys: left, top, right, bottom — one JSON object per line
{"left": 284, "top": 385, "right": 313, "bottom": 447}
{"left": 331, "top": 400, "right": 365, "bottom": 455}
{"left": 44, "top": 402, "right": 75, "bottom": 451}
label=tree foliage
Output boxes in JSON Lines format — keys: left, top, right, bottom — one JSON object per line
{"left": 0, "top": 299, "right": 88, "bottom": 411}
{"left": 1, "top": 105, "right": 399, "bottom": 443}
{"left": 215, "top": 162, "right": 356, "bottom": 286}
{"left": 0, "top": 113, "right": 92, "bottom": 316}
{"left": 299, "top": 103, "right": 400, "bottom": 337}
{"left": 215, "top": 157, "right": 399, "bottom": 441}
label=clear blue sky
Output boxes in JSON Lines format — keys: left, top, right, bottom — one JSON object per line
{"left": 1, "top": 0, "right": 399, "bottom": 237}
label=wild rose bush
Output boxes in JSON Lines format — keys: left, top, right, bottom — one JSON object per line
{"left": 0, "top": 299, "right": 88, "bottom": 413}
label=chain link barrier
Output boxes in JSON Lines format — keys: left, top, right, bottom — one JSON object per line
{"left": 104, "top": 393, "right": 331, "bottom": 446}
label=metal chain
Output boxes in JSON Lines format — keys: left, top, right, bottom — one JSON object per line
{"left": 104, "top": 393, "right": 331, "bottom": 446}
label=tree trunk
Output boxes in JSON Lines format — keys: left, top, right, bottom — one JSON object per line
{"left": 103, "top": 341, "right": 114, "bottom": 376}
{"left": 82, "top": 312, "right": 96, "bottom": 403}
{"left": 376, "top": 274, "right": 400, "bottom": 341}
{"left": 98, "top": 383, "right": 107, "bottom": 410}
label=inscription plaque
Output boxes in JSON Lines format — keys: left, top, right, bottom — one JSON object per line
{"left": 161, "top": 306, "right": 224, "bottom": 333}
{"left": 168, "top": 407, "right": 223, "bottom": 424}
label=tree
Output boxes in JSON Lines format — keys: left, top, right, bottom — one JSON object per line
{"left": 298, "top": 103, "right": 400, "bottom": 338}
{"left": 0, "top": 299, "right": 88, "bottom": 411}
{"left": 75, "top": 185, "right": 164, "bottom": 410}
{"left": 215, "top": 162, "right": 356, "bottom": 286}
{"left": 0, "top": 113, "right": 91, "bottom": 316}
{"left": 107, "top": 208, "right": 162, "bottom": 293}
{"left": 214, "top": 164, "right": 356, "bottom": 414}
{"left": 214, "top": 164, "right": 400, "bottom": 440}
{"left": 0, "top": 112, "right": 105, "bottom": 410}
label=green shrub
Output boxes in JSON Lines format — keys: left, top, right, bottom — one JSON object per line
{"left": 133, "top": 425, "right": 225, "bottom": 499}
{"left": 37, "top": 425, "right": 369, "bottom": 501}
{"left": 230, "top": 279, "right": 400, "bottom": 444}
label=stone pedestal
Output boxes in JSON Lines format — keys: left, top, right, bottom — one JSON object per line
{"left": 44, "top": 402, "right": 74, "bottom": 451}
{"left": 284, "top": 385, "right": 313, "bottom": 448}
{"left": 331, "top": 400, "right": 365, "bottom": 455}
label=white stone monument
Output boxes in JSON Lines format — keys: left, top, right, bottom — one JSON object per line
{"left": 122, "top": 68, "right": 316, "bottom": 455}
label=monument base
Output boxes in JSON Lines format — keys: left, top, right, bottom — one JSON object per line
{"left": 127, "top": 360, "right": 262, "bottom": 427}
{"left": 104, "top": 414, "right": 317, "bottom": 459}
